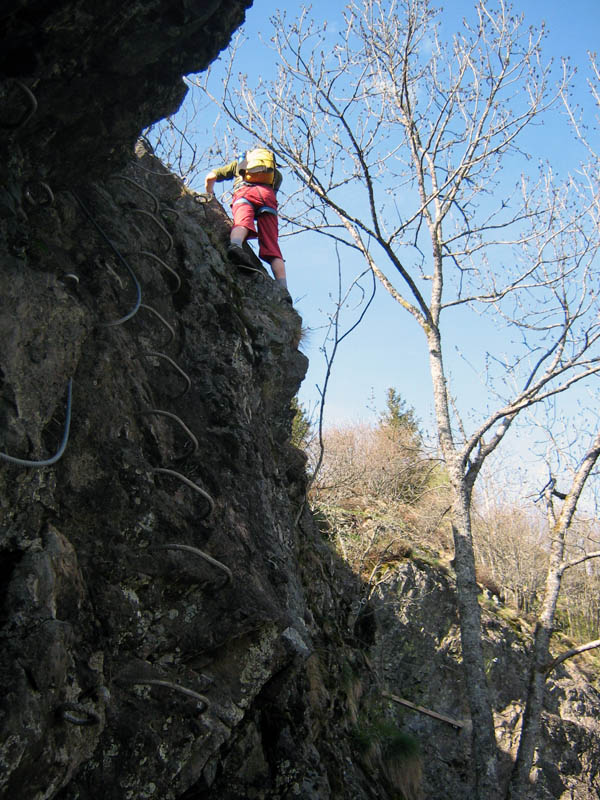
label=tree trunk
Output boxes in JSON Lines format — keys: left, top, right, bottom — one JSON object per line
{"left": 508, "top": 433, "right": 600, "bottom": 798}
{"left": 427, "top": 326, "right": 500, "bottom": 799}
{"left": 452, "top": 490, "right": 501, "bottom": 800}
{"left": 507, "top": 556, "right": 563, "bottom": 797}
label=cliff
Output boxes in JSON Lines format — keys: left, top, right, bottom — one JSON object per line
{"left": 1, "top": 3, "right": 599, "bottom": 799}
{"left": 0, "top": 0, "right": 252, "bottom": 188}
{"left": 0, "top": 140, "right": 312, "bottom": 799}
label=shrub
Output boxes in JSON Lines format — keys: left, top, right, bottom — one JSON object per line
{"left": 352, "top": 716, "right": 422, "bottom": 800}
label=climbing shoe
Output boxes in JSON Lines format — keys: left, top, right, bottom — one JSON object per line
{"left": 227, "top": 243, "right": 255, "bottom": 269}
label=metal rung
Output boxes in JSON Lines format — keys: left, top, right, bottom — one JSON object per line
{"left": 1, "top": 79, "right": 37, "bottom": 130}
{"left": 0, "top": 379, "right": 72, "bottom": 468}
{"left": 129, "top": 679, "right": 208, "bottom": 713}
{"left": 151, "top": 542, "right": 232, "bottom": 586}
{"left": 139, "top": 408, "right": 198, "bottom": 459}
{"left": 152, "top": 467, "right": 214, "bottom": 519}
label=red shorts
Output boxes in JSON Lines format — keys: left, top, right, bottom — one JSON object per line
{"left": 231, "top": 184, "right": 283, "bottom": 263}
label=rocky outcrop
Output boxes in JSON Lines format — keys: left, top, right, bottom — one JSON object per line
{"left": 0, "top": 2, "right": 385, "bottom": 797}
{"left": 0, "top": 137, "right": 420, "bottom": 800}
{"left": 0, "top": 0, "right": 252, "bottom": 194}
{"left": 0, "top": 142, "right": 306, "bottom": 798}
{"left": 0, "top": 134, "right": 402, "bottom": 799}
{"left": 367, "top": 558, "right": 600, "bottom": 799}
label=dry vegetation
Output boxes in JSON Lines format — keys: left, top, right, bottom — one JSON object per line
{"left": 302, "top": 403, "right": 600, "bottom": 648}
{"left": 309, "top": 422, "right": 452, "bottom": 570}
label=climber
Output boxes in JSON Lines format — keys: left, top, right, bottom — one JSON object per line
{"left": 204, "top": 147, "right": 290, "bottom": 302}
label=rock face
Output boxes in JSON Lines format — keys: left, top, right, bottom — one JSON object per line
{"left": 1, "top": 3, "right": 600, "bottom": 800}
{"left": 368, "top": 560, "right": 600, "bottom": 799}
{"left": 0, "top": 140, "right": 402, "bottom": 800}
{"left": 0, "top": 0, "right": 252, "bottom": 191}
{"left": 0, "top": 142, "right": 311, "bottom": 799}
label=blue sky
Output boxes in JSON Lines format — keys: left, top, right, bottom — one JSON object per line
{"left": 220, "top": 1, "right": 600, "bottom": 427}
{"left": 152, "top": 1, "right": 600, "bottom": 494}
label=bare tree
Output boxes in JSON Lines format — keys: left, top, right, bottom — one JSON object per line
{"left": 504, "top": 55, "right": 600, "bottom": 795}
{"left": 506, "top": 430, "right": 600, "bottom": 797}
{"left": 189, "top": 2, "right": 600, "bottom": 796}
{"left": 472, "top": 498, "right": 547, "bottom": 613}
